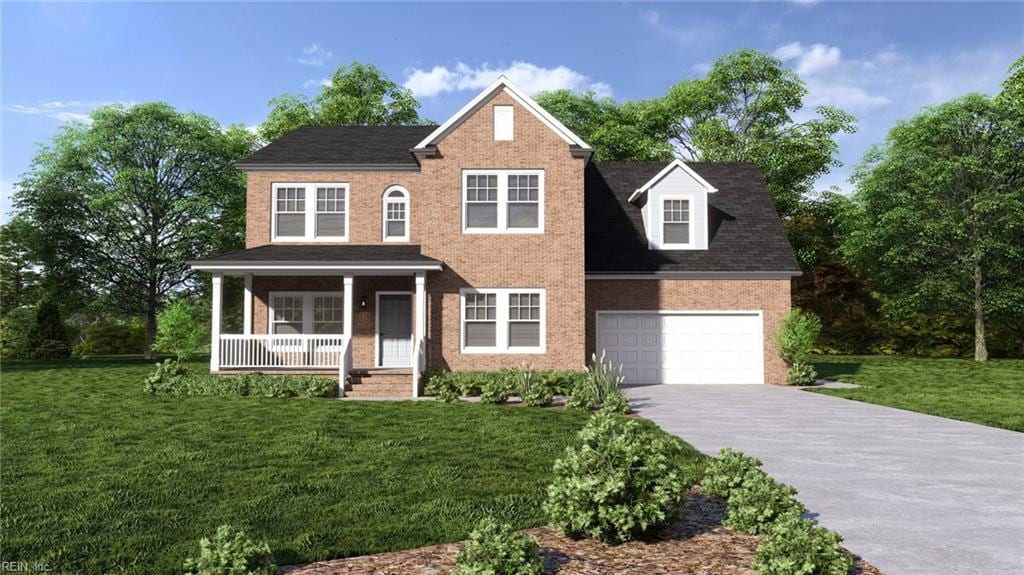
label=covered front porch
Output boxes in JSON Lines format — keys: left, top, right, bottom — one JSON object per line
{"left": 189, "top": 245, "right": 443, "bottom": 397}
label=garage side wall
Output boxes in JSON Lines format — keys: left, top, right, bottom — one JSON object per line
{"left": 585, "top": 279, "right": 791, "bottom": 385}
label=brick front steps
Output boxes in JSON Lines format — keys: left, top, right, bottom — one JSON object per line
{"left": 345, "top": 368, "right": 413, "bottom": 398}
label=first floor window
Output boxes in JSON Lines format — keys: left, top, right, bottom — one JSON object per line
{"left": 663, "top": 198, "right": 690, "bottom": 246}
{"left": 461, "top": 289, "right": 545, "bottom": 352}
{"left": 270, "top": 292, "right": 344, "bottom": 334}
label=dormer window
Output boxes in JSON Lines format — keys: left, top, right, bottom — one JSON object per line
{"left": 662, "top": 198, "right": 691, "bottom": 247}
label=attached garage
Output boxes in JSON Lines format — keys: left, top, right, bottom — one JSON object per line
{"left": 596, "top": 311, "right": 764, "bottom": 385}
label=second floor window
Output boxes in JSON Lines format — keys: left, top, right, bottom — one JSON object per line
{"left": 463, "top": 170, "right": 543, "bottom": 233}
{"left": 382, "top": 186, "right": 410, "bottom": 242}
{"left": 272, "top": 183, "right": 348, "bottom": 242}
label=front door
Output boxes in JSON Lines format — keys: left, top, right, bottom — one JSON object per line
{"left": 378, "top": 294, "right": 413, "bottom": 367}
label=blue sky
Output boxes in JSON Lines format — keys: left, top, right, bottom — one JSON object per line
{"left": 2, "top": 2, "right": 1022, "bottom": 222}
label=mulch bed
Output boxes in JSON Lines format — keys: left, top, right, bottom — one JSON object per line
{"left": 282, "top": 488, "right": 883, "bottom": 575}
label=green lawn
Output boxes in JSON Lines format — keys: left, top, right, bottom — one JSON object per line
{"left": 0, "top": 357, "right": 706, "bottom": 574}
{"left": 809, "top": 355, "right": 1024, "bottom": 432}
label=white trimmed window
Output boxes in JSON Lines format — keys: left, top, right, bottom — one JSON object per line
{"left": 463, "top": 170, "right": 543, "bottom": 233}
{"left": 460, "top": 288, "right": 545, "bottom": 353}
{"left": 272, "top": 183, "right": 348, "bottom": 241}
{"left": 382, "top": 186, "right": 410, "bottom": 241}
{"left": 662, "top": 197, "right": 691, "bottom": 248}
{"left": 270, "top": 292, "right": 344, "bottom": 334}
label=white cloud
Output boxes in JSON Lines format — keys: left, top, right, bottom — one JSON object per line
{"left": 641, "top": 9, "right": 709, "bottom": 46}
{"left": 296, "top": 43, "right": 332, "bottom": 67}
{"left": 774, "top": 42, "right": 842, "bottom": 76}
{"left": 302, "top": 77, "right": 331, "bottom": 89}
{"left": 2, "top": 100, "right": 127, "bottom": 123}
{"left": 403, "top": 61, "right": 613, "bottom": 99}
{"left": 791, "top": 0, "right": 819, "bottom": 6}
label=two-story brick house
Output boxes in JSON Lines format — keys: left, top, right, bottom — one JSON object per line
{"left": 190, "top": 76, "right": 800, "bottom": 397}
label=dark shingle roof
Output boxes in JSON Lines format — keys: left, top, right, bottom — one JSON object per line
{"left": 190, "top": 244, "right": 441, "bottom": 265}
{"left": 585, "top": 162, "right": 800, "bottom": 274}
{"left": 238, "top": 125, "right": 438, "bottom": 167}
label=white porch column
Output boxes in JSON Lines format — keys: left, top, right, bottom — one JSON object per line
{"left": 413, "top": 272, "right": 427, "bottom": 398}
{"left": 210, "top": 273, "right": 223, "bottom": 373}
{"left": 243, "top": 274, "right": 253, "bottom": 335}
{"left": 343, "top": 275, "right": 354, "bottom": 338}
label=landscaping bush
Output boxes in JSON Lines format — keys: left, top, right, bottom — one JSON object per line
{"left": 480, "top": 372, "right": 514, "bottom": 404}
{"left": 724, "top": 471, "right": 806, "bottom": 535}
{"left": 153, "top": 298, "right": 210, "bottom": 361}
{"left": 74, "top": 318, "right": 147, "bottom": 356}
{"left": 0, "top": 308, "right": 34, "bottom": 359}
{"left": 786, "top": 360, "right": 818, "bottom": 386}
{"left": 753, "top": 515, "right": 853, "bottom": 575}
{"left": 775, "top": 309, "right": 823, "bottom": 364}
{"left": 512, "top": 366, "right": 554, "bottom": 407}
{"left": 425, "top": 369, "right": 588, "bottom": 403}
{"left": 599, "top": 392, "right": 631, "bottom": 415}
{"left": 566, "top": 352, "right": 630, "bottom": 412}
{"left": 183, "top": 524, "right": 276, "bottom": 575}
{"left": 544, "top": 411, "right": 687, "bottom": 544}
{"left": 451, "top": 517, "right": 542, "bottom": 575}
{"left": 701, "top": 448, "right": 764, "bottom": 499}
{"left": 539, "top": 370, "right": 590, "bottom": 396}
{"left": 142, "top": 362, "right": 336, "bottom": 398}
{"left": 28, "top": 294, "right": 71, "bottom": 359}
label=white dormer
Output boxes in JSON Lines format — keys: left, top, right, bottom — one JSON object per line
{"left": 628, "top": 159, "right": 717, "bottom": 251}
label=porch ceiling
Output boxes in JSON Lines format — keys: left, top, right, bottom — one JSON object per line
{"left": 188, "top": 244, "right": 443, "bottom": 275}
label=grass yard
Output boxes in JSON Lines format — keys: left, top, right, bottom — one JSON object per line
{"left": 0, "top": 357, "right": 707, "bottom": 574}
{"left": 809, "top": 355, "right": 1024, "bottom": 432}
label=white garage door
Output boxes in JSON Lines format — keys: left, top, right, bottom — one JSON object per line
{"left": 597, "top": 312, "right": 764, "bottom": 385}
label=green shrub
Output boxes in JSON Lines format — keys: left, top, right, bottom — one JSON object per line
{"left": 183, "top": 524, "right": 276, "bottom": 575}
{"left": 154, "top": 298, "right": 210, "bottom": 361}
{"left": 539, "top": 370, "right": 589, "bottom": 395}
{"left": 480, "top": 373, "right": 513, "bottom": 404}
{"left": 425, "top": 372, "right": 462, "bottom": 402}
{"left": 599, "top": 392, "right": 631, "bottom": 415}
{"left": 786, "top": 360, "right": 818, "bottom": 386}
{"left": 724, "top": 471, "right": 806, "bottom": 535}
{"left": 512, "top": 366, "right": 553, "bottom": 407}
{"left": 0, "top": 308, "right": 34, "bottom": 359}
{"left": 775, "top": 309, "right": 822, "bottom": 364}
{"left": 753, "top": 515, "right": 853, "bottom": 575}
{"left": 143, "top": 359, "right": 191, "bottom": 395}
{"left": 74, "top": 318, "right": 146, "bottom": 356}
{"left": 143, "top": 363, "right": 335, "bottom": 399}
{"left": 701, "top": 448, "right": 764, "bottom": 499}
{"left": 544, "top": 411, "right": 687, "bottom": 543}
{"left": 28, "top": 294, "right": 70, "bottom": 359}
{"left": 451, "top": 517, "right": 542, "bottom": 575}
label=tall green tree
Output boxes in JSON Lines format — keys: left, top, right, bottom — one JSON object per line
{"left": 260, "top": 63, "right": 425, "bottom": 141}
{"left": 662, "top": 49, "right": 856, "bottom": 217}
{"left": 844, "top": 74, "right": 1024, "bottom": 360}
{"left": 15, "top": 103, "right": 256, "bottom": 357}
{"left": 0, "top": 216, "right": 42, "bottom": 315}
{"left": 533, "top": 90, "right": 674, "bottom": 161}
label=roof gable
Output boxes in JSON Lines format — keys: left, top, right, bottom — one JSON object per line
{"left": 627, "top": 159, "right": 718, "bottom": 204}
{"left": 412, "top": 75, "right": 591, "bottom": 152}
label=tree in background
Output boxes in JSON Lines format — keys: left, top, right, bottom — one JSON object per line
{"left": 533, "top": 90, "right": 674, "bottom": 161}
{"left": 15, "top": 103, "right": 256, "bottom": 358}
{"left": 662, "top": 49, "right": 856, "bottom": 218}
{"left": 28, "top": 292, "right": 70, "bottom": 359}
{"left": 259, "top": 63, "right": 425, "bottom": 141}
{"left": 843, "top": 62, "right": 1024, "bottom": 361}
{"left": 0, "top": 216, "right": 42, "bottom": 315}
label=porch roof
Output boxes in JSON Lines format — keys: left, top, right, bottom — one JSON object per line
{"left": 189, "top": 244, "right": 443, "bottom": 275}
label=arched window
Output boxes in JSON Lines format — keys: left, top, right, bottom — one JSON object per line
{"left": 382, "top": 186, "right": 409, "bottom": 241}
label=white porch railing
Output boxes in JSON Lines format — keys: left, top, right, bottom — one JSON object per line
{"left": 218, "top": 334, "right": 350, "bottom": 370}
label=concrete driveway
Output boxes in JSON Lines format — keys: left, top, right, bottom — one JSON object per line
{"left": 625, "top": 384, "right": 1024, "bottom": 575}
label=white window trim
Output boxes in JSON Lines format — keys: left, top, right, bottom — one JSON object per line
{"left": 381, "top": 185, "right": 410, "bottom": 242}
{"left": 268, "top": 291, "right": 345, "bottom": 335}
{"left": 271, "top": 183, "right": 350, "bottom": 243}
{"left": 461, "top": 169, "right": 544, "bottom": 234}
{"left": 459, "top": 288, "right": 546, "bottom": 354}
{"left": 658, "top": 194, "right": 696, "bottom": 250}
